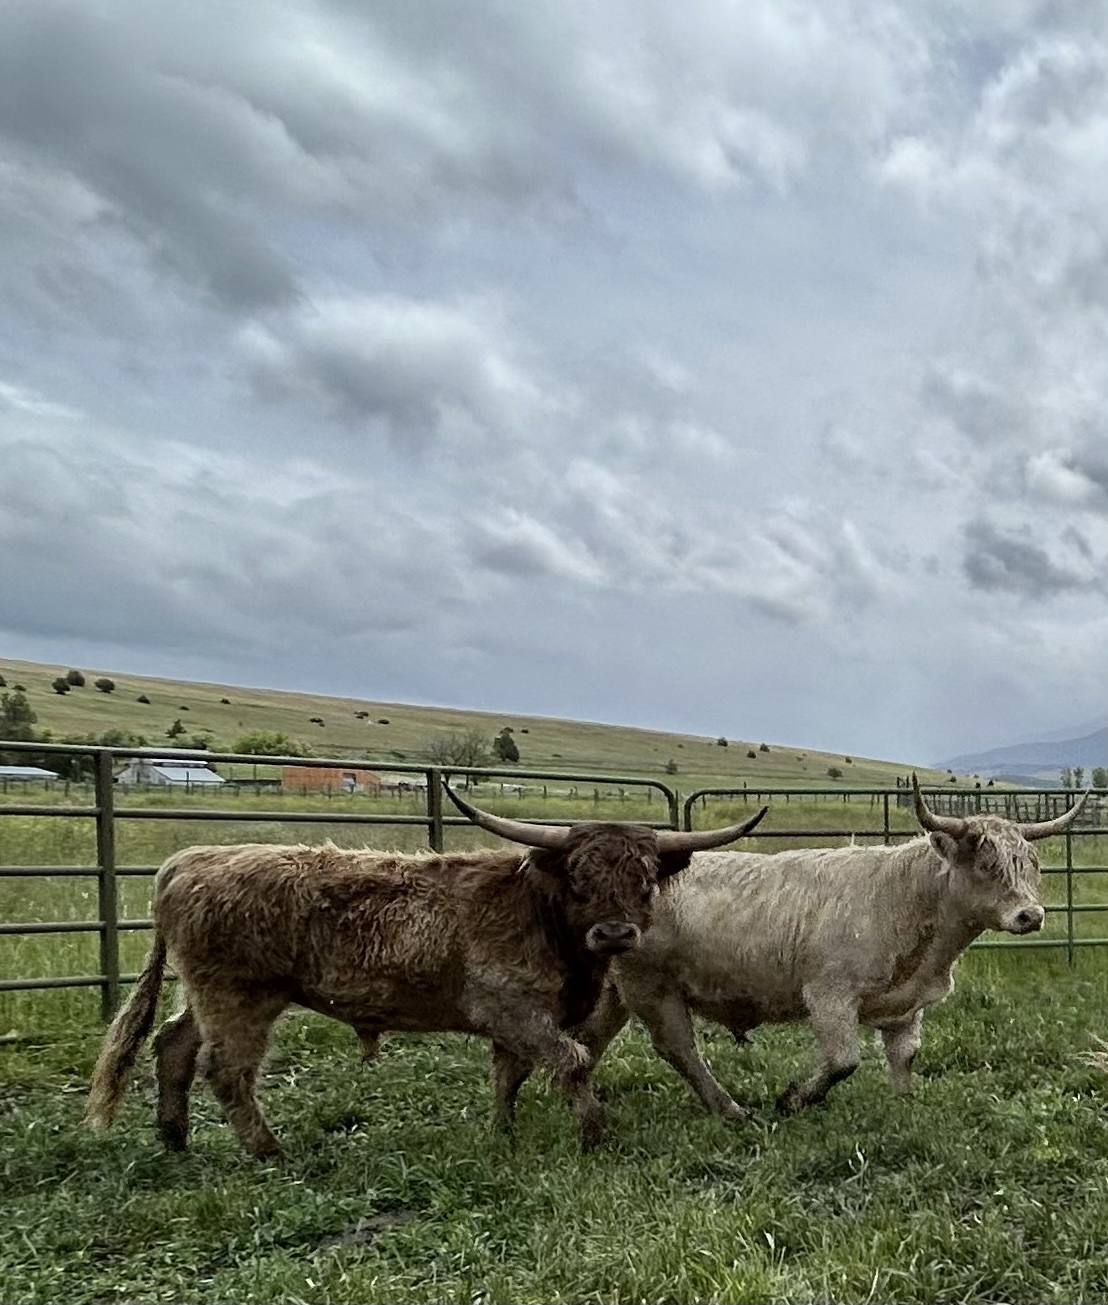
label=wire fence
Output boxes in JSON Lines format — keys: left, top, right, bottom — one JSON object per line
{"left": 1, "top": 741, "right": 1104, "bottom": 1019}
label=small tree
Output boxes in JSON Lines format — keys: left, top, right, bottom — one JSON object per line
{"left": 165, "top": 718, "right": 186, "bottom": 740}
{"left": 0, "top": 690, "right": 37, "bottom": 739}
{"left": 1074, "top": 766, "right": 1085, "bottom": 789}
{"left": 65, "top": 668, "right": 85, "bottom": 687}
{"left": 664, "top": 759, "right": 678, "bottom": 775}
{"left": 233, "top": 730, "right": 303, "bottom": 756}
{"left": 716, "top": 736, "right": 729, "bottom": 747}
{"left": 759, "top": 742, "right": 770, "bottom": 752}
{"left": 493, "top": 727, "right": 520, "bottom": 763}
{"left": 844, "top": 756, "right": 853, "bottom": 764}
{"left": 747, "top": 749, "right": 757, "bottom": 759}
{"left": 1093, "top": 766, "right": 1108, "bottom": 790}
{"left": 94, "top": 677, "right": 116, "bottom": 694}
{"left": 827, "top": 765, "right": 843, "bottom": 779}
{"left": 0, "top": 674, "right": 6, "bottom": 688}
{"left": 1061, "top": 766, "right": 1074, "bottom": 788}
{"left": 220, "top": 697, "right": 232, "bottom": 705}
{"left": 137, "top": 694, "right": 150, "bottom": 704}
{"left": 425, "top": 729, "right": 492, "bottom": 771}
{"left": 51, "top": 677, "right": 71, "bottom": 695}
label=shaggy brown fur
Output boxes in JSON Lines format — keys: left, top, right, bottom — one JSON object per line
{"left": 86, "top": 808, "right": 765, "bottom": 1156}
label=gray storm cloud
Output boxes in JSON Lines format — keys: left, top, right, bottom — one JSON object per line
{"left": 2, "top": 0, "right": 1108, "bottom": 762}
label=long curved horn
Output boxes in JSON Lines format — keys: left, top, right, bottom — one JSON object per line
{"left": 1018, "top": 789, "right": 1091, "bottom": 840}
{"left": 656, "top": 805, "right": 769, "bottom": 852}
{"left": 442, "top": 781, "right": 570, "bottom": 849}
{"left": 912, "top": 773, "right": 968, "bottom": 839}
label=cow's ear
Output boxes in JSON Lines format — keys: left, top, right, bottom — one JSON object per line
{"left": 657, "top": 850, "right": 694, "bottom": 880}
{"left": 526, "top": 847, "right": 564, "bottom": 877}
{"left": 931, "top": 829, "right": 980, "bottom": 861}
{"left": 928, "top": 831, "right": 958, "bottom": 861}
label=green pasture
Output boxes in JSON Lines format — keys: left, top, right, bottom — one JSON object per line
{"left": 3, "top": 956, "right": 1108, "bottom": 1303}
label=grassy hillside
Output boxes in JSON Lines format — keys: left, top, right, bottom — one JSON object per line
{"left": 0, "top": 655, "right": 953, "bottom": 790}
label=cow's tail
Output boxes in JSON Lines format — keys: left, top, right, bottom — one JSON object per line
{"left": 85, "top": 931, "right": 167, "bottom": 1131}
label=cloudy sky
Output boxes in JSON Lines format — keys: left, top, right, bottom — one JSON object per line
{"left": 1, "top": 1, "right": 1107, "bottom": 764}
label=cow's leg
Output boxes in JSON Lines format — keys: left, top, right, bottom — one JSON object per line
{"left": 355, "top": 1027, "right": 382, "bottom": 1064}
{"left": 777, "top": 995, "right": 861, "bottom": 1113}
{"left": 576, "top": 979, "right": 632, "bottom": 1069}
{"left": 879, "top": 1009, "right": 924, "bottom": 1095}
{"left": 153, "top": 1003, "right": 202, "bottom": 1151}
{"left": 491, "top": 1042, "right": 533, "bottom": 1132}
{"left": 192, "top": 988, "right": 289, "bottom": 1159}
{"left": 474, "top": 1001, "right": 604, "bottom": 1149}
{"left": 635, "top": 992, "right": 749, "bottom": 1121}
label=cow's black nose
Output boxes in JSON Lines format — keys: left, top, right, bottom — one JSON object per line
{"left": 1013, "top": 907, "right": 1045, "bottom": 933}
{"left": 586, "top": 921, "right": 641, "bottom": 953}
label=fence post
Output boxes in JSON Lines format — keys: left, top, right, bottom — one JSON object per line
{"left": 882, "top": 791, "right": 891, "bottom": 846}
{"left": 1066, "top": 825, "right": 1075, "bottom": 968}
{"left": 94, "top": 750, "right": 121, "bottom": 1021}
{"left": 427, "top": 769, "right": 444, "bottom": 852}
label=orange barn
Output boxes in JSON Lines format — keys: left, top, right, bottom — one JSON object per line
{"left": 280, "top": 766, "right": 381, "bottom": 794}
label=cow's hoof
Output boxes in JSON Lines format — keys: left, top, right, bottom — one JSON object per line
{"left": 251, "top": 1140, "right": 286, "bottom": 1163}
{"left": 158, "top": 1121, "right": 189, "bottom": 1152}
{"left": 580, "top": 1118, "right": 607, "bottom": 1151}
{"left": 774, "top": 1084, "right": 803, "bottom": 1115}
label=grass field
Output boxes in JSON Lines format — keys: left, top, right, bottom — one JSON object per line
{"left": 4, "top": 955, "right": 1108, "bottom": 1304}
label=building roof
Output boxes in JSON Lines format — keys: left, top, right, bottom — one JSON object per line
{"left": 0, "top": 765, "right": 59, "bottom": 778}
{"left": 152, "top": 766, "right": 224, "bottom": 783}
{"left": 118, "top": 759, "right": 224, "bottom": 783}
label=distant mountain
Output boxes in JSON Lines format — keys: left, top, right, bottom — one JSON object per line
{"left": 939, "top": 724, "right": 1108, "bottom": 780}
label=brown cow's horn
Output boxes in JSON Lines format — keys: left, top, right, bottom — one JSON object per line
{"left": 912, "top": 773, "right": 968, "bottom": 838}
{"left": 656, "top": 805, "right": 769, "bottom": 852}
{"left": 442, "top": 781, "right": 571, "bottom": 849}
{"left": 1018, "top": 789, "right": 1091, "bottom": 840}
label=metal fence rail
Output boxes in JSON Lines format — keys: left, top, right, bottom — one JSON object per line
{"left": 0, "top": 742, "right": 679, "bottom": 1016}
{"left": 3, "top": 741, "right": 1107, "bottom": 1017}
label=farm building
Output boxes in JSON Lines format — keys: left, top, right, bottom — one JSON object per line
{"left": 0, "top": 764, "right": 59, "bottom": 782}
{"left": 281, "top": 765, "right": 382, "bottom": 794}
{"left": 114, "top": 758, "right": 224, "bottom": 787}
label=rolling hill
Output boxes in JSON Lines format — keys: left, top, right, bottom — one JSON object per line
{"left": 0, "top": 655, "right": 951, "bottom": 790}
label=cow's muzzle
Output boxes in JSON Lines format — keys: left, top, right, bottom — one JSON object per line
{"left": 586, "top": 920, "right": 642, "bottom": 954}
{"left": 1004, "top": 905, "right": 1045, "bottom": 935}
